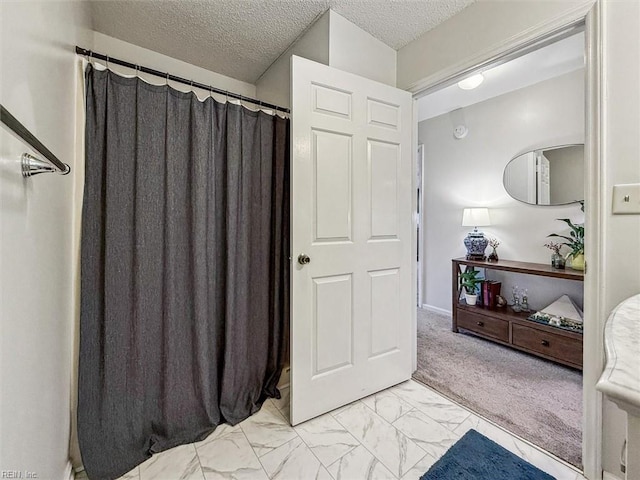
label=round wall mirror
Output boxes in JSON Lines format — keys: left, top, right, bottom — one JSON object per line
{"left": 503, "top": 144, "right": 584, "bottom": 206}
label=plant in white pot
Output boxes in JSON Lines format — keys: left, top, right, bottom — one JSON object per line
{"left": 459, "top": 268, "right": 482, "bottom": 306}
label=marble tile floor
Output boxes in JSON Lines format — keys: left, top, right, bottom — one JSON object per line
{"left": 77, "top": 380, "right": 586, "bottom": 480}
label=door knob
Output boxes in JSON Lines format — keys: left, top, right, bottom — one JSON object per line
{"left": 297, "top": 254, "right": 311, "bottom": 265}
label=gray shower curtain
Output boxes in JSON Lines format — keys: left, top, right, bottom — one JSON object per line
{"left": 78, "top": 65, "right": 289, "bottom": 480}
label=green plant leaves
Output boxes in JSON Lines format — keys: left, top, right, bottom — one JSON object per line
{"left": 459, "top": 268, "right": 482, "bottom": 294}
{"left": 547, "top": 217, "right": 584, "bottom": 257}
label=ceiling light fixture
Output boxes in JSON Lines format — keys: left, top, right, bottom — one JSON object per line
{"left": 458, "top": 73, "right": 484, "bottom": 90}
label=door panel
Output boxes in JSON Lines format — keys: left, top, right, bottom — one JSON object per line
{"left": 369, "top": 140, "right": 400, "bottom": 238}
{"left": 367, "top": 98, "right": 399, "bottom": 129}
{"left": 369, "top": 268, "right": 401, "bottom": 358}
{"left": 291, "top": 56, "right": 413, "bottom": 425}
{"left": 313, "top": 274, "right": 353, "bottom": 376}
{"left": 313, "top": 130, "right": 352, "bottom": 241}
{"left": 312, "top": 84, "right": 352, "bottom": 118}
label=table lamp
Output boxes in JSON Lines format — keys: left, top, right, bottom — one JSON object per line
{"left": 462, "top": 208, "right": 491, "bottom": 260}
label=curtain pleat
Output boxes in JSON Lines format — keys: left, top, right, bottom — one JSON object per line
{"left": 78, "top": 65, "right": 290, "bottom": 480}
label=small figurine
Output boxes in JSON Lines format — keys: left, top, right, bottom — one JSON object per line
{"left": 521, "top": 289, "right": 530, "bottom": 313}
{"left": 549, "top": 317, "right": 562, "bottom": 327}
{"left": 511, "top": 286, "right": 522, "bottom": 312}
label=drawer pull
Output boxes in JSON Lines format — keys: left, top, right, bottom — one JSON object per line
{"left": 476, "top": 321, "right": 484, "bottom": 326}
{"left": 541, "top": 340, "right": 550, "bottom": 346}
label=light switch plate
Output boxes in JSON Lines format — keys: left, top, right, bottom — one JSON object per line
{"left": 612, "top": 183, "right": 640, "bottom": 214}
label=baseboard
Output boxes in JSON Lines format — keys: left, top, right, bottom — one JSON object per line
{"left": 277, "top": 365, "right": 290, "bottom": 389}
{"left": 603, "top": 471, "right": 623, "bottom": 480}
{"left": 421, "top": 304, "right": 452, "bottom": 316}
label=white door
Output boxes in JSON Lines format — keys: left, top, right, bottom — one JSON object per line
{"left": 290, "top": 56, "right": 413, "bottom": 425}
{"left": 537, "top": 153, "right": 551, "bottom": 205}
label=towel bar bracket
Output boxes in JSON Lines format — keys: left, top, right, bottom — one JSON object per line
{"left": 21, "top": 153, "right": 70, "bottom": 177}
{"left": 1, "top": 104, "right": 71, "bottom": 178}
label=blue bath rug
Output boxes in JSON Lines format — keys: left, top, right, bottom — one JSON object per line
{"left": 420, "top": 429, "right": 555, "bottom": 479}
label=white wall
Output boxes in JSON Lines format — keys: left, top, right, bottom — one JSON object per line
{"left": 419, "top": 70, "right": 585, "bottom": 313}
{"left": 0, "top": 2, "right": 93, "bottom": 479}
{"left": 93, "top": 32, "right": 256, "bottom": 102}
{"left": 397, "top": 0, "right": 592, "bottom": 90}
{"left": 328, "top": 11, "right": 396, "bottom": 87}
{"left": 256, "top": 11, "right": 330, "bottom": 109}
{"left": 256, "top": 9, "right": 398, "bottom": 109}
{"left": 600, "top": 0, "right": 640, "bottom": 474}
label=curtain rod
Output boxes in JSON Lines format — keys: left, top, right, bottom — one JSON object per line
{"left": 75, "top": 46, "right": 290, "bottom": 114}
{"left": 1, "top": 104, "right": 71, "bottom": 177}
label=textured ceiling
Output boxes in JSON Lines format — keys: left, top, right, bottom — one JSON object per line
{"left": 90, "top": 0, "right": 475, "bottom": 83}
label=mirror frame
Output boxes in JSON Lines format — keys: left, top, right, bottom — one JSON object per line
{"left": 503, "top": 143, "right": 585, "bottom": 206}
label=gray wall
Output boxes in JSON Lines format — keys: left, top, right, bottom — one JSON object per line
{"left": 419, "top": 70, "right": 585, "bottom": 313}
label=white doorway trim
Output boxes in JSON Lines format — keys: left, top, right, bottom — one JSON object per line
{"left": 405, "top": 2, "right": 594, "bottom": 98}
{"left": 416, "top": 143, "right": 424, "bottom": 309}
{"left": 406, "top": 3, "right": 603, "bottom": 479}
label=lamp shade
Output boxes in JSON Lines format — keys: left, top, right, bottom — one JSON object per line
{"left": 462, "top": 208, "right": 490, "bottom": 227}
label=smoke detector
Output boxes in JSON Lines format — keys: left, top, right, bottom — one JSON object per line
{"left": 454, "top": 125, "right": 468, "bottom": 139}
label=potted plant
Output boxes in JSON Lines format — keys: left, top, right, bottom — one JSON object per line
{"left": 487, "top": 237, "right": 500, "bottom": 262}
{"left": 547, "top": 218, "right": 584, "bottom": 270}
{"left": 459, "top": 268, "right": 483, "bottom": 305}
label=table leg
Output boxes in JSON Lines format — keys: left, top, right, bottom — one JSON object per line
{"left": 452, "top": 261, "right": 459, "bottom": 332}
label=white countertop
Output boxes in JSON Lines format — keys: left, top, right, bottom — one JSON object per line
{"left": 597, "top": 294, "right": 640, "bottom": 416}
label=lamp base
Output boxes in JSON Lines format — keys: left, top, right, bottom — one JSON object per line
{"left": 463, "top": 232, "right": 489, "bottom": 260}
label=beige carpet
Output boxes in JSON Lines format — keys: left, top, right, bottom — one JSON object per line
{"left": 414, "top": 308, "right": 582, "bottom": 468}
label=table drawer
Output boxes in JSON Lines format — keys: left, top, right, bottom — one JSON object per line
{"left": 512, "top": 324, "right": 583, "bottom": 367}
{"left": 457, "top": 310, "right": 509, "bottom": 342}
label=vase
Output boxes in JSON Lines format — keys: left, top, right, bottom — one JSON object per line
{"left": 570, "top": 253, "right": 585, "bottom": 271}
{"left": 463, "top": 232, "right": 488, "bottom": 260}
{"left": 551, "top": 252, "right": 565, "bottom": 269}
{"left": 464, "top": 293, "right": 478, "bottom": 306}
{"left": 487, "top": 248, "right": 499, "bottom": 262}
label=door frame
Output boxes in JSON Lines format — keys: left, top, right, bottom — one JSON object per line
{"left": 416, "top": 143, "right": 424, "bottom": 309}
{"left": 406, "top": 3, "right": 603, "bottom": 479}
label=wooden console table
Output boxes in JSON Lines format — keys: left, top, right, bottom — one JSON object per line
{"left": 452, "top": 258, "right": 584, "bottom": 370}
